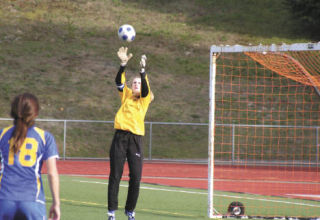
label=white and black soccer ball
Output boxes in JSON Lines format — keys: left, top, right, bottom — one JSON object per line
{"left": 118, "top": 24, "right": 136, "bottom": 42}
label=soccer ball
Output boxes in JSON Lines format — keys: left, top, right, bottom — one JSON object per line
{"left": 118, "top": 24, "right": 136, "bottom": 42}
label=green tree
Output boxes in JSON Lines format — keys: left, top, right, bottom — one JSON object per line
{"left": 285, "top": 0, "right": 320, "bottom": 38}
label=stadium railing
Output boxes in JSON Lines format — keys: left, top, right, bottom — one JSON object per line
{"left": 0, "top": 118, "right": 319, "bottom": 166}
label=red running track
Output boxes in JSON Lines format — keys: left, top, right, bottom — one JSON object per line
{"left": 42, "top": 160, "right": 320, "bottom": 201}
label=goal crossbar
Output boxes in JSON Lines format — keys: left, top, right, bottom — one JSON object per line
{"left": 210, "top": 42, "right": 320, "bottom": 53}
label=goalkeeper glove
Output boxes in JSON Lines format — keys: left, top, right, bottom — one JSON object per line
{"left": 117, "top": 47, "right": 133, "bottom": 66}
{"left": 140, "top": 54, "right": 147, "bottom": 73}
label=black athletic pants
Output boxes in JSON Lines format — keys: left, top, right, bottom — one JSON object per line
{"left": 108, "top": 130, "right": 143, "bottom": 212}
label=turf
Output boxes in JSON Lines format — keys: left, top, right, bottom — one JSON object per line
{"left": 43, "top": 175, "right": 320, "bottom": 219}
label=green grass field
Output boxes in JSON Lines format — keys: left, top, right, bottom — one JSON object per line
{"left": 43, "top": 175, "right": 320, "bottom": 219}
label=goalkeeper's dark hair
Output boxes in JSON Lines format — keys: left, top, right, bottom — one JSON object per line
{"left": 10, "top": 93, "right": 39, "bottom": 154}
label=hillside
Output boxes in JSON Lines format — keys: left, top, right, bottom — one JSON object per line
{"left": 0, "top": 0, "right": 315, "bottom": 159}
{"left": 0, "top": 0, "right": 311, "bottom": 122}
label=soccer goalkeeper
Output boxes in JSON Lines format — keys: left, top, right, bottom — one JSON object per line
{"left": 107, "top": 47, "right": 153, "bottom": 220}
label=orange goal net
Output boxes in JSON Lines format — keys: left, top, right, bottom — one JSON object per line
{"left": 208, "top": 43, "right": 320, "bottom": 219}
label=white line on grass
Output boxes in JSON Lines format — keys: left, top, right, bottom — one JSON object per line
{"left": 74, "top": 179, "right": 207, "bottom": 195}
{"left": 287, "top": 194, "right": 320, "bottom": 199}
{"left": 66, "top": 174, "right": 319, "bottom": 185}
{"left": 73, "top": 179, "right": 320, "bottom": 208}
{"left": 66, "top": 174, "right": 207, "bottom": 181}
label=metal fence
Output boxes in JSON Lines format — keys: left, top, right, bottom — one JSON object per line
{"left": 0, "top": 118, "right": 208, "bottom": 161}
{"left": 0, "top": 118, "right": 319, "bottom": 164}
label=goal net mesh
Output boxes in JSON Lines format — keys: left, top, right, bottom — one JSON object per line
{"left": 210, "top": 44, "right": 320, "bottom": 218}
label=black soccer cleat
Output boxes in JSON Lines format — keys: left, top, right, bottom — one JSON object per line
{"left": 125, "top": 210, "right": 135, "bottom": 220}
{"left": 107, "top": 210, "right": 115, "bottom": 220}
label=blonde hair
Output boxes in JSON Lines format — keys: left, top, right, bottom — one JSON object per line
{"left": 129, "top": 75, "right": 141, "bottom": 87}
{"left": 130, "top": 75, "right": 154, "bottom": 102}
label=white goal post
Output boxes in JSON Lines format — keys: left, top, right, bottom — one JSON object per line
{"left": 208, "top": 42, "right": 320, "bottom": 218}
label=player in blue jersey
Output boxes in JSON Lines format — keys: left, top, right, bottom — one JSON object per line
{"left": 0, "top": 93, "right": 60, "bottom": 220}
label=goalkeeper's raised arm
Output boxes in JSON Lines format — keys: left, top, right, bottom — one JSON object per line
{"left": 139, "top": 54, "right": 150, "bottom": 98}
{"left": 115, "top": 47, "right": 132, "bottom": 92}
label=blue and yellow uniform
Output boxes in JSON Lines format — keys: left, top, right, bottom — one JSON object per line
{"left": 0, "top": 125, "right": 59, "bottom": 219}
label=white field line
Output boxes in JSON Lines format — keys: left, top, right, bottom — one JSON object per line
{"left": 65, "top": 174, "right": 207, "bottom": 180}
{"left": 66, "top": 174, "right": 320, "bottom": 185}
{"left": 73, "top": 179, "right": 320, "bottom": 208}
{"left": 287, "top": 194, "right": 320, "bottom": 199}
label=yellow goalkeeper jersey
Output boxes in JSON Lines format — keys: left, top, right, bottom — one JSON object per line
{"left": 114, "top": 72, "right": 151, "bottom": 136}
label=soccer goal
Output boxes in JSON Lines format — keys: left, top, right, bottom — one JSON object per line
{"left": 208, "top": 42, "right": 320, "bottom": 219}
